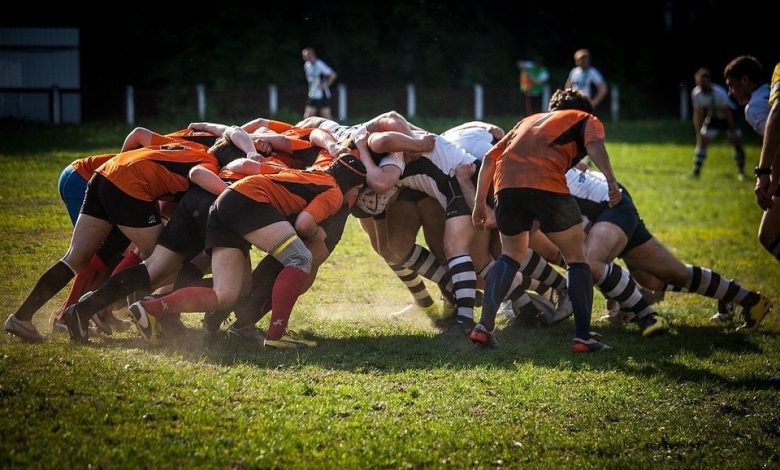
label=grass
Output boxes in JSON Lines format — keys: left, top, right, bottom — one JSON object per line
{"left": 1, "top": 119, "right": 778, "bottom": 468}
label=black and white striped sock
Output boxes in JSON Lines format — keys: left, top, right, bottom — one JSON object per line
{"left": 448, "top": 255, "right": 476, "bottom": 319}
{"left": 389, "top": 263, "right": 434, "bottom": 308}
{"left": 596, "top": 263, "right": 655, "bottom": 319}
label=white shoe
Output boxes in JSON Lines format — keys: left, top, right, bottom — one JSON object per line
{"left": 4, "top": 314, "right": 44, "bottom": 342}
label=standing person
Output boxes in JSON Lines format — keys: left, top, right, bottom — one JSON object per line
{"left": 471, "top": 88, "right": 621, "bottom": 352}
{"left": 689, "top": 67, "right": 746, "bottom": 179}
{"left": 302, "top": 47, "right": 338, "bottom": 119}
{"left": 517, "top": 59, "right": 550, "bottom": 116}
{"left": 565, "top": 49, "right": 608, "bottom": 110}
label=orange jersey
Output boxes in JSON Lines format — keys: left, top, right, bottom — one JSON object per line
{"left": 263, "top": 127, "right": 321, "bottom": 169}
{"left": 96, "top": 141, "right": 219, "bottom": 201}
{"left": 72, "top": 153, "right": 115, "bottom": 180}
{"left": 218, "top": 161, "right": 287, "bottom": 182}
{"left": 229, "top": 169, "right": 343, "bottom": 224}
{"left": 267, "top": 120, "right": 296, "bottom": 133}
{"left": 486, "top": 110, "right": 605, "bottom": 193}
{"left": 164, "top": 128, "right": 219, "bottom": 147}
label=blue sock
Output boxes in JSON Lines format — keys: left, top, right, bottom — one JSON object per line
{"left": 481, "top": 255, "right": 521, "bottom": 331}
{"left": 567, "top": 262, "right": 593, "bottom": 340}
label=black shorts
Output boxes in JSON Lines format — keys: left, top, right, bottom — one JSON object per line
{"left": 593, "top": 192, "right": 654, "bottom": 257}
{"left": 156, "top": 186, "right": 217, "bottom": 262}
{"left": 306, "top": 96, "right": 331, "bottom": 110}
{"left": 495, "top": 188, "right": 581, "bottom": 236}
{"left": 321, "top": 205, "right": 350, "bottom": 253}
{"left": 397, "top": 187, "right": 429, "bottom": 203}
{"left": 81, "top": 173, "right": 161, "bottom": 228}
{"left": 444, "top": 176, "right": 472, "bottom": 219}
{"left": 205, "top": 190, "right": 287, "bottom": 256}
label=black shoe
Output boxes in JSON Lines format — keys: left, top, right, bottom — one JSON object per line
{"left": 434, "top": 314, "right": 475, "bottom": 336}
{"left": 63, "top": 304, "right": 90, "bottom": 344}
{"left": 202, "top": 310, "right": 232, "bottom": 334}
{"left": 514, "top": 302, "right": 543, "bottom": 327}
{"left": 158, "top": 314, "right": 187, "bottom": 338}
{"left": 455, "top": 315, "right": 476, "bottom": 336}
{"left": 474, "top": 290, "right": 484, "bottom": 308}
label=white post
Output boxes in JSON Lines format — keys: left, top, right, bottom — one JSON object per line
{"left": 51, "top": 86, "right": 61, "bottom": 124}
{"left": 610, "top": 84, "right": 620, "bottom": 121}
{"left": 406, "top": 84, "right": 416, "bottom": 118}
{"left": 474, "top": 84, "right": 484, "bottom": 120}
{"left": 338, "top": 83, "right": 347, "bottom": 121}
{"left": 125, "top": 85, "right": 135, "bottom": 126}
{"left": 268, "top": 84, "right": 278, "bottom": 116}
{"left": 680, "top": 83, "right": 690, "bottom": 122}
{"left": 542, "top": 84, "right": 551, "bottom": 112}
{"left": 196, "top": 84, "right": 206, "bottom": 120}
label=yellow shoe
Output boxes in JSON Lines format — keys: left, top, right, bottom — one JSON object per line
{"left": 737, "top": 295, "right": 773, "bottom": 332}
{"left": 638, "top": 314, "right": 669, "bottom": 337}
{"left": 264, "top": 331, "right": 317, "bottom": 349}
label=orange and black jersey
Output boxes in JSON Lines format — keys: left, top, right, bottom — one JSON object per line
{"left": 96, "top": 141, "right": 219, "bottom": 202}
{"left": 72, "top": 153, "right": 115, "bottom": 181}
{"left": 263, "top": 127, "right": 323, "bottom": 169}
{"left": 486, "top": 109, "right": 605, "bottom": 194}
{"left": 229, "top": 169, "right": 343, "bottom": 224}
{"left": 164, "top": 128, "right": 220, "bottom": 147}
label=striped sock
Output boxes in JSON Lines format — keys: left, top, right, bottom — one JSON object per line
{"left": 596, "top": 264, "right": 655, "bottom": 319}
{"left": 668, "top": 265, "right": 759, "bottom": 308}
{"left": 447, "top": 255, "right": 476, "bottom": 319}
{"left": 389, "top": 263, "right": 434, "bottom": 308}
{"left": 401, "top": 244, "right": 454, "bottom": 299}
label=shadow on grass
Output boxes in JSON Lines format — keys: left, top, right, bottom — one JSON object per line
{"left": 85, "top": 316, "right": 776, "bottom": 390}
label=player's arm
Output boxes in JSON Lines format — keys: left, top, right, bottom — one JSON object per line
{"left": 591, "top": 81, "right": 608, "bottom": 108}
{"left": 367, "top": 131, "right": 435, "bottom": 154}
{"left": 121, "top": 127, "right": 163, "bottom": 151}
{"left": 240, "top": 117, "right": 271, "bottom": 133}
{"left": 756, "top": 100, "right": 780, "bottom": 209}
{"left": 585, "top": 140, "right": 621, "bottom": 207}
{"left": 473, "top": 156, "right": 495, "bottom": 230}
{"left": 188, "top": 121, "right": 230, "bottom": 136}
{"left": 189, "top": 165, "right": 228, "bottom": 195}
{"left": 309, "top": 128, "right": 350, "bottom": 158}
{"left": 356, "top": 133, "right": 401, "bottom": 194}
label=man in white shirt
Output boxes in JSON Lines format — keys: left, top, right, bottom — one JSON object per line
{"left": 302, "top": 47, "right": 338, "bottom": 119}
{"left": 565, "top": 49, "right": 608, "bottom": 109}
{"left": 690, "top": 67, "right": 746, "bottom": 178}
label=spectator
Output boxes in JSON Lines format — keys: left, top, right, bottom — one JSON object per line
{"left": 565, "top": 49, "right": 608, "bottom": 109}
{"left": 302, "top": 47, "right": 338, "bottom": 120}
{"left": 517, "top": 58, "right": 550, "bottom": 116}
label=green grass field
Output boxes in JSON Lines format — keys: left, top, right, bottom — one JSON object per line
{"left": 1, "top": 119, "right": 778, "bottom": 468}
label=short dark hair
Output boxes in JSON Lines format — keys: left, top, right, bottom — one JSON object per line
{"left": 325, "top": 155, "right": 366, "bottom": 193}
{"left": 723, "top": 55, "right": 764, "bottom": 84}
{"left": 548, "top": 88, "right": 593, "bottom": 114}
{"left": 694, "top": 67, "right": 711, "bottom": 81}
{"left": 208, "top": 136, "right": 246, "bottom": 168}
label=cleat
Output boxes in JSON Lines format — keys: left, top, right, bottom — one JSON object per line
{"left": 127, "top": 301, "right": 159, "bottom": 340}
{"left": 636, "top": 314, "right": 669, "bottom": 337}
{"left": 468, "top": 323, "right": 498, "bottom": 348}
{"left": 63, "top": 305, "right": 91, "bottom": 343}
{"left": 571, "top": 336, "right": 611, "bottom": 353}
{"left": 433, "top": 314, "right": 475, "bottom": 336}
{"left": 513, "top": 301, "right": 543, "bottom": 327}
{"left": 710, "top": 299, "right": 736, "bottom": 323}
{"left": 226, "top": 322, "right": 265, "bottom": 345}
{"left": 497, "top": 300, "right": 515, "bottom": 318}
{"left": 737, "top": 295, "right": 773, "bottom": 332}
{"left": 264, "top": 330, "right": 317, "bottom": 349}
{"left": 157, "top": 314, "right": 187, "bottom": 339}
{"left": 91, "top": 314, "right": 112, "bottom": 336}
{"left": 4, "top": 314, "right": 44, "bottom": 342}
{"left": 202, "top": 310, "right": 232, "bottom": 334}
{"left": 600, "top": 299, "right": 635, "bottom": 324}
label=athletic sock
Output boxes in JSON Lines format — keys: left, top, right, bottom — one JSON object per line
{"left": 266, "top": 267, "right": 308, "bottom": 340}
{"left": 15, "top": 260, "right": 75, "bottom": 321}
{"left": 142, "top": 287, "right": 218, "bottom": 317}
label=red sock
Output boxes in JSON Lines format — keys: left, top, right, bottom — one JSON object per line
{"left": 267, "top": 267, "right": 308, "bottom": 340}
{"left": 112, "top": 251, "right": 143, "bottom": 276}
{"left": 56, "top": 255, "right": 109, "bottom": 321}
{"left": 141, "top": 287, "right": 218, "bottom": 317}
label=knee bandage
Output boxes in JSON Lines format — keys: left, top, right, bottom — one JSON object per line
{"left": 270, "top": 235, "right": 312, "bottom": 273}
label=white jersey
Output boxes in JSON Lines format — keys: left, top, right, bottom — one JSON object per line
{"left": 566, "top": 168, "right": 610, "bottom": 202}
{"left": 745, "top": 83, "right": 770, "bottom": 136}
{"left": 398, "top": 135, "right": 476, "bottom": 208}
{"left": 324, "top": 123, "right": 405, "bottom": 171}
{"left": 441, "top": 125, "right": 495, "bottom": 160}
{"left": 566, "top": 66, "right": 605, "bottom": 99}
{"left": 304, "top": 58, "right": 334, "bottom": 100}
{"left": 691, "top": 84, "right": 736, "bottom": 118}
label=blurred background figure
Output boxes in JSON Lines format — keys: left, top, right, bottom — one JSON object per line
{"left": 689, "top": 67, "right": 746, "bottom": 179}
{"left": 517, "top": 58, "right": 550, "bottom": 116}
{"left": 302, "top": 47, "right": 338, "bottom": 119}
{"left": 565, "top": 49, "right": 608, "bottom": 110}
